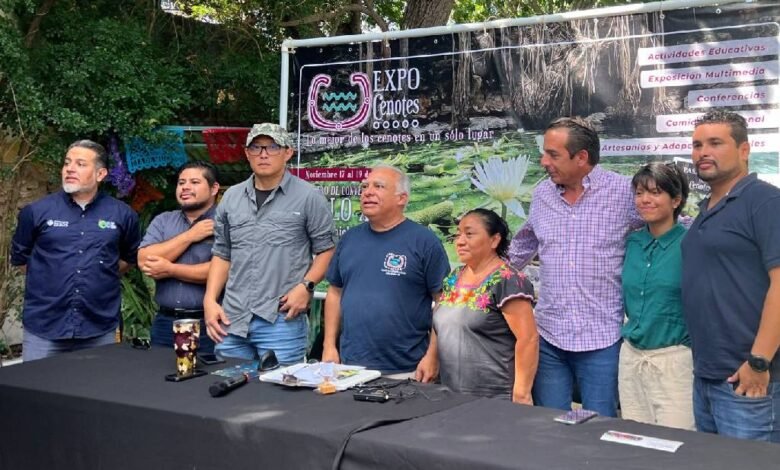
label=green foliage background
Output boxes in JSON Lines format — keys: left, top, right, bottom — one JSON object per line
{"left": 1, "top": 0, "right": 280, "bottom": 153}
{"left": 0, "top": 0, "right": 281, "bottom": 341}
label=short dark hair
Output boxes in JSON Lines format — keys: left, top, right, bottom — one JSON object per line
{"left": 693, "top": 110, "right": 748, "bottom": 145}
{"left": 632, "top": 162, "right": 689, "bottom": 220}
{"left": 67, "top": 140, "right": 109, "bottom": 169}
{"left": 545, "top": 116, "right": 600, "bottom": 165}
{"left": 177, "top": 161, "right": 219, "bottom": 187}
{"left": 461, "top": 208, "right": 512, "bottom": 258}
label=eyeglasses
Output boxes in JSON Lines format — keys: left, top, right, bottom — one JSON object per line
{"left": 131, "top": 337, "right": 151, "bottom": 350}
{"left": 246, "top": 143, "right": 284, "bottom": 156}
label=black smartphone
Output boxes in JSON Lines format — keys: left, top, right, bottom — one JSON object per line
{"left": 198, "top": 353, "right": 225, "bottom": 365}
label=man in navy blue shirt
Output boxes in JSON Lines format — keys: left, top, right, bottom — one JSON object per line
{"left": 682, "top": 110, "right": 780, "bottom": 442}
{"left": 323, "top": 165, "right": 450, "bottom": 379}
{"left": 11, "top": 140, "right": 140, "bottom": 361}
{"left": 139, "top": 161, "right": 219, "bottom": 354}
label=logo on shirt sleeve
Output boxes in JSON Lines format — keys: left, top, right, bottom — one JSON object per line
{"left": 382, "top": 253, "right": 407, "bottom": 276}
{"left": 97, "top": 219, "right": 117, "bottom": 230}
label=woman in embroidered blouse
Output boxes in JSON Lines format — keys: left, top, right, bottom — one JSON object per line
{"left": 619, "top": 162, "right": 693, "bottom": 430}
{"left": 433, "top": 209, "right": 538, "bottom": 403}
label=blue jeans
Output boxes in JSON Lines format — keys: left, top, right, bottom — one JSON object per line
{"left": 23, "top": 330, "right": 116, "bottom": 362}
{"left": 693, "top": 376, "right": 780, "bottom": 443}
{"left": 215, "top": 314, "right": 307, "bottom": 365}
{"left": 150, "top": 314, "right": 215, "bottom": 355}
{"left": 532, "top": 337, "right": 621, "bottom": 417}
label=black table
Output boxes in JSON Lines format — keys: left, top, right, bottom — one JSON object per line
{"left": 0, "top": 344, "right": 473, "bottom": 470}
{"left": 344, "top": 396, "right": 780, "bottom": 469}
{"left": 1, "top": 344, "right": 779, "bottom": 470}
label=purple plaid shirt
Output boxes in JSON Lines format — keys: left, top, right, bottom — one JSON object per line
{"left": 509, "top": 166, "right": 642, "bottom": 352}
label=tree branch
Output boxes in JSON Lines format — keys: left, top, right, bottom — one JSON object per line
{"left": 280, "top": 3, "right": 389, "bottom": 32}
{"left": 24, "top": 0, "right": 58, "bottom": 49}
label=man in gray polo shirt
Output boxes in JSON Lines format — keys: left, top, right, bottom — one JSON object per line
{"left": 682, "top": 110, "right": 780, "bottom": 442}
{"left": 204, "top": 123, "right": 335, "bottom": 364}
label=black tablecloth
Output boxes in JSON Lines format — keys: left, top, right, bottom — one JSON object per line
{"left": 343, "top": 394, "right": 780, "bottom": 470}
{"left": 0, "top": 344, "right": 474, "bottom": 470}
{"left": 2, "top": 344, "right": 780, "bottom": 470}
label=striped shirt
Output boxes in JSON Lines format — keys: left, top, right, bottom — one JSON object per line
{"left": 509, "top": 166, "right": 642, "bottom": 351}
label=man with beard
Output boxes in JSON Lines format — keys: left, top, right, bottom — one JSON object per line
{"left": 138, "top": 161, "right": 220, "bottom": 353}
{"left": 682, "top": 110, "right": 780, "bottom": 442}
{"left": 11, "top": 140, "right": 141, "bottom": 361}
{"left": 509, "top": 117, "right": 643, "bottom": 416}
{"left": 322, "top": 165, "right": 449, "bottom": 380}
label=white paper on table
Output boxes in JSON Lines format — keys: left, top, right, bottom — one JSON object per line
{"left": 600, "top": 430, "right": 684, "bottom": 453}
{"left": 259, "top": 362, "right": 381, "bottom": 391}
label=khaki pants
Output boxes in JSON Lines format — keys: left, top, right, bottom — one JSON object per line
{"left": 618, "top": 341, "right": 695, "bottom": 430}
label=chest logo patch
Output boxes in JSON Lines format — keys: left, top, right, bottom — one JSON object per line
{"left": 382, "top": 253, "right": 407, "bottom": 276}
{"left": 98, "top": 219, "right": 117, "bottom": 230}
{"left": 47, "top": 219, "right": 69, "bottom": 228}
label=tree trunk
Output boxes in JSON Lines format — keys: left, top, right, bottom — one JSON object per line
{"left": 24, "top": 0, "right": 58, "bottom": 48}
{"left": 348, "top": 0, "right": 362, "bottom": 34}
{"left": 452, "top": 32, "right": 471, "bottom": 127}
{"left": 403, "top": 0, "right": 454, "bottom": 29}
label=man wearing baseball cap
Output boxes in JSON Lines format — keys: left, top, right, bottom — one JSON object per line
{"left": 204, "top": 123, "right": 335, "bottom": 364}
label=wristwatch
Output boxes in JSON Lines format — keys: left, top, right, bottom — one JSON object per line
{"left": 748, "top": 354, "right": 770, "bottom": 373}
{"left": 301, "top": 279, "right": 316, "bottom": 293}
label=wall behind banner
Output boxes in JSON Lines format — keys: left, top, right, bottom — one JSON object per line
{"left": 287, "top": 1, "right": 779, "bottom": 262}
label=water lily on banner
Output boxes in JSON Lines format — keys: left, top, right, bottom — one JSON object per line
{"left": 471, "top": 155, "right": 530, "bottom": 219}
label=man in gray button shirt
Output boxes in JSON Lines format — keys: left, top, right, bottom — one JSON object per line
{"left": 139, "top": 161, "right": 220, "bottom": 354}
{"left": 204, "top": 123, "right": 336, "bottom": 364}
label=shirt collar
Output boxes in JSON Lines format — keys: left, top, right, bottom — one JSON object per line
{"left": 724, "top": 172, "right": 757, "bottom": 200}
{"left": 60, "top": 189, "right": 104, "bottom": 207}
{"left": 242, "top": 170, "right": 292, "bottom": 201}
{"left": 178, "top": 204, "right": 216, "bottom": 224}
{"left": 277, "top": 170, "right": 292, "bottom": 194}
{"left": 638, "top": 223, "right": 686, "bottom": 250}
{"left": 557, "top": 165, "right": 604, "bottom": 194}
{"left": 697, "top": 173, "right": 757, "bottom": 211}
{"left": 583, "top": 165, "right": 606, "bottom": 190}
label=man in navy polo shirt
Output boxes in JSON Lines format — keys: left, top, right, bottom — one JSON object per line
{"left": 11, "top": 140, "right": 141, "bottom": 361}
{"left": 682, "top": 110, "right": 780, "bottom": 442}
{"left": 139, "top": 161, "right": 219, "bottom": 354}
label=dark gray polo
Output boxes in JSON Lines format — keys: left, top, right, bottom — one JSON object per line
{"left": 681, "top": 173, "right": 780, "bottom": 381}
{"left": 213, "top": 171, "right": 335, "bottom": 337}
{"left": 140, "top": 206, "right": 215, "bottom": 310}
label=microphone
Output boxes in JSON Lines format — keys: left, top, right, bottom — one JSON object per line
{"left": 209, "top": 373, "right": 249, "bottom": 397}
{"left": 208, "top": 350, "right": 277, "bottom": 398}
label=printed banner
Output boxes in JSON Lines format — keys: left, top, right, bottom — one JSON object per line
{"left": 287, "top": 2, "right": 780, "bottom": 258}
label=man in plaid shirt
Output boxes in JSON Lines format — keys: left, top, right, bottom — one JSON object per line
{"left": 510, "top": 117, "right": 642, "bottom": 417}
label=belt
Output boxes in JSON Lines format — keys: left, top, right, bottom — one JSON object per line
{"left": 158, "top": 307, "right": 205, "bottom": 319}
